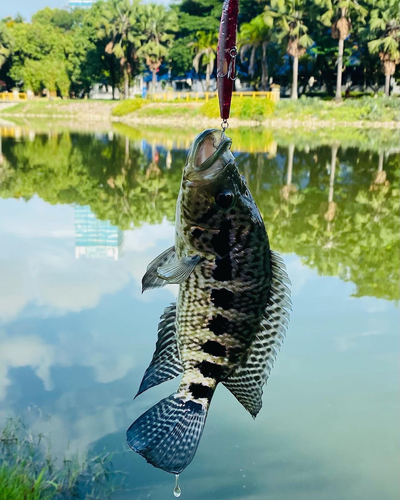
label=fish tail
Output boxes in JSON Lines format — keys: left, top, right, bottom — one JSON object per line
{"left": 126, "top": 393, "right": 207, "bottom": 474}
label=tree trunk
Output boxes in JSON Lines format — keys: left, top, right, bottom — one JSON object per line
{"left": 329, "top": 146, "right": 338, "bottom": 203}
{"left": 287, "top": 144, "right": 294, "bottom": 185}
{"left": 335, "top": 38, "right": 344, "bottom": 101}
{"left": 152, "top": 70, "right": 157, "bottom": 94}
{"left": 124, "top": 68, "right": 129, "bottom": 99}
{"left": 384, "top": 72, "right": 390, "bottom": 97}
{"left": 378, "top": 152, "right": 384, "bottom": 172}
{"left": 291, "top": 56, "right": 298, "bottom": 100}
{"left": 206, "top": 62, "right": 210, "bottom": 92}
{"left": 125, "top": 136, "right": 130, "bottom": 165}
{"left": 261, "top": 42, "right": 268, "bottom": 90}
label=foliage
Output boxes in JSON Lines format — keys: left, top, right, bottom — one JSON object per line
{"left": 0, "top": 418, "right": 121, "bottom": 499}
{"left": 111, "top": 98, "right": 147, "bottom": 116}
{"left": 137, "top": 4, "right": 178, "bottom": 90}
{"left": 201, "top": 96, "right": 275, "bottom": 121}
{"left": 0, "top": 20, "right": 14, "bottom": 70}
{"left": 0, "top": 128, "right": 398, "bottom": 301}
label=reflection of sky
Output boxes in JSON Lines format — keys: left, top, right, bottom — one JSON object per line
{"left": 0, "top": 196, "right": 398, "bottom": 500}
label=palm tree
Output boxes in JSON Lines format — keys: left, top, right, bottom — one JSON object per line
{"left": 265, "top": 0, "right": 314, "bottom": 100}
{"left": 367, "top": 0, "right": 400, "bottom": 97}
{"left": 137, "top": 4, "right": 177, "bottom": 94}
{"left": 98, "top": 0, "right": 141, "bottom": 99}
{"left": 190, "top": 31, "right": 218, "bottom": 92}
{"left": 238, "top": 15, "right": 272, "bottom": 90}
{"left": 317, "top": 0, "right": 367, "bottom": 101}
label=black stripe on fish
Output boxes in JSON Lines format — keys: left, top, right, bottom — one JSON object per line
{"left": 211, "top": 288, "right": 234, "bottom": 310}
{"left": 211, "top": 220, "right": 232, "bottom": 256}
{"left": 207, "top": 314, "right": 231, "bottom": 336}
{"left": 196, "top": 206, "right": 217, "bottom": 224}
{"left": 212, "top": 255, "right": 233, "bottom": 281}
{"left": 196, "top": 360, "right": 224, "bottom": 380}
{"left": 189, "top": 383, "right": 214, "bottom": 400}
{"left": 191, "top": 228, "right": 203, "bottom": 239}
{"left": 202, "top": 340, "right": 226, "bottom": 357}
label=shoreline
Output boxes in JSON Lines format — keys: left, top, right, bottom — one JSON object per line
{"left": 1, "top": 100, "right": 399, "bottom": 130}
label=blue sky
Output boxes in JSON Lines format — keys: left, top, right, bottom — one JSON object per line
{"left": 0, "top": 0, "right": 170, "bottom": 22}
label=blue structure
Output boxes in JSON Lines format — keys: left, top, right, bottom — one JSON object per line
{"left": 69, "top": 0, "right": 95, "bottom": 9}
{"left": 75, "top": 206, "right": 124, "bottom": 260}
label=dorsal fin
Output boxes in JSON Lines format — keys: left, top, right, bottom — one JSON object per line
{"left": 222, "top": 250, "right": 291, "bottom": 417}
{"left": 135, "top": 303, "right": 182, "bottom": 398}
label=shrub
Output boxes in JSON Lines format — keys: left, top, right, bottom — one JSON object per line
{"left": 112, "top": 98, "right": 147, "bottom": 117}
{"left": 200, "top": 96, "right": 275, "bottom": 121}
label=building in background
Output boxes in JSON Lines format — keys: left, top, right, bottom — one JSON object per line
{"left": 75, "top": 205, "right": 124, "bottom": 260}
{"left": 69, "top": 0, "right": 95, "bottom": 9}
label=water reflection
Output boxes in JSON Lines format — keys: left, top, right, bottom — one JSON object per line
{"left": 75, "top": 205, "right": 124, "bottom": 260}
{"left": 1, "top": 129, "right": 398, "bottom": 300}
{"left": 0, "top": 126, "right": 398, "bottom": 500}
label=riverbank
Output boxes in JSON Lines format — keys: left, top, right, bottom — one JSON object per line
{"left": 1, "top": 96, "right": 399, "bottom": 129}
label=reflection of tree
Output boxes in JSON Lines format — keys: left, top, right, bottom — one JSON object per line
{"left": 0, "top": 133, "right": 398, "bottom": 301}
{"left": 250, "top": 146, "right": 399, "bottom": 301}
{"left": 0, "top": 133, "right": 181, "bottom": 229}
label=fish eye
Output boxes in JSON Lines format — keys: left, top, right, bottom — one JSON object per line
{"left": 215, "top": 189, "right": 235, "bottom": 209}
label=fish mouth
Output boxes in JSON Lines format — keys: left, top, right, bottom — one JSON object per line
{"left": 185, "top": 129, "right": 234, "bottom": 184}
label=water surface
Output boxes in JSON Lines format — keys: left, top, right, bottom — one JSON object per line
{"left": 0, "top": 126, "right": 398, "bottom": 499}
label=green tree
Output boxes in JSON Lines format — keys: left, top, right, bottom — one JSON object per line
{"left": 7, "top": 20, "right": 70, "bottom": 96}
{"left": 238, "top": 14, "right": 272, "bottom": 90}
{"left": 0, "top": 21, "right": 14, "bottom": 70}
{"left": 137, "top": 4, "right": 178, "bottom": 93}
{"left": 367, "top": 0, "right": 400, "bottom": 97}
{"left": 190, "top": 30, "right": 218, "bottom": 92}
{"left": 265, "top": 0, "right": 314, "bottom": 100}
{"left": 317, "top": 0, "right": 367, "bottom": 101}
{"left": 98, "top": 0, "right": 142, "bottom": 99}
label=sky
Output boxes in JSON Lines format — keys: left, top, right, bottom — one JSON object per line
{"left": 0, "top": 0, "right": 171, "bottom": 22}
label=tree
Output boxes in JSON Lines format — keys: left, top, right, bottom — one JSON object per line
{"left": 265, "top": 0, "right": 314, "bottom": 100}
{"left": 98, "top": 0, "right": 142, "bottom": 99}
{"left": 367, "top": 0, "right": 400, "bottom": 97}
{"left": 190, "top": 30, "right": 218, "bottom": 92}
{"left": 137, "top": 4, "right": 178, "bottom": 93}
{"left": 0, "top": 21, "right": 14, "bottom": 70}
{"left": 317, "top": 0, "right": 367, "bottom": 101}
{"left": 238, "top": 14, "right": 272, "bottom": 90}
{"left": 7, "top": 20, "right": 71, "bottom": 96}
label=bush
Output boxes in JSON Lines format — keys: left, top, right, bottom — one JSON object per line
{"left": 200, "top": 96, "right": 275, "bottom": 121}
{"left": 112, "top": 98, "right": 147, "bottom": 117}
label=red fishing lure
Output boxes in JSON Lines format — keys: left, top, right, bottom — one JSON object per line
{"left": 217, "top": 0, "right": 239, "bottom": 125}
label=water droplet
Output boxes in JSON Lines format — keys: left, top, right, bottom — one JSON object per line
{"left": 173, "top": 474, "right": 181, "bottom": 498}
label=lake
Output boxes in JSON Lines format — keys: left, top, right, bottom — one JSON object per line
{"left": 0, "top": 124, "right": 399, "bottom": 499}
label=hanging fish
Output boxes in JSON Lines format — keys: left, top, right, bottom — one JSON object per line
{"left": 127, "top": 129, "right": 291, "bottom": 475}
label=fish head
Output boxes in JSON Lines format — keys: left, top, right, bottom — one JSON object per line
{"left": 177, "top": 129, "right": 262, "bottom": 256}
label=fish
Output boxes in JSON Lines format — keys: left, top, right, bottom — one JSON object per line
{"left": 126, "top": 129, "right": 291, "bottom": 475}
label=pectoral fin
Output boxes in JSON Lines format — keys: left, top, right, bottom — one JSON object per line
{"left": 142, "top": 246, "right": 176, "bottom": 292}
{"left": 157, "top": 255, "right": 202, "bottom": 284}
{"left": 223, "top": 250, "right": 292, "bottom": 418}
{"left": 135, "top": 303, "right": 182, "bottom": 398}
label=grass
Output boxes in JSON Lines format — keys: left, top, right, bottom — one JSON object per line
{"left": 1, "top": 95, "right": 399, "bottom": 125}
{"left": 0, "top": 418, "right": 123, "bottom": 499}
{"left": 273, "top": 95, "right": 400, "bottom": 122}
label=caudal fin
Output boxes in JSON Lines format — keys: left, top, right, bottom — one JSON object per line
{"left": 127, "top": 394, "right": 207, "bottom": 474}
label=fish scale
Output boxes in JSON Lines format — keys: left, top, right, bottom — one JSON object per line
{"left": 127, "top": 129, "right": 291, "bottom": 475}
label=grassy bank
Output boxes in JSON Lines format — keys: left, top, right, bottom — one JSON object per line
{"left": 1, "top": 95, "right": 399, "bottom": 127}
{"left": 0, "top": 418, "right": 121, "bottom": 499}
{"left": 111, "top": 95, "right": 400, "bottom": 125}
